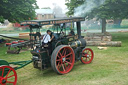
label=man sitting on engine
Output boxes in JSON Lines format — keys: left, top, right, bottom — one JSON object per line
{"left": 41, "top": 30, "right": 54, "bottom": 54}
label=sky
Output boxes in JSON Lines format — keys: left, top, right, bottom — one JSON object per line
{"left": 36, "top": 0, "right": 67, "bottom": 13}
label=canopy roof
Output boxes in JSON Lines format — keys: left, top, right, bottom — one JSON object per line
{"left": 20, "top": 17, "right": 85, "bottom": 26}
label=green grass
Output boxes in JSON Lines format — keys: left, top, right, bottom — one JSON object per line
{"left": 0, "top": 32, "right": 128, "bottom": 85}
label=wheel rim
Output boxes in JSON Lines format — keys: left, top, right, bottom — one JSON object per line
{"left": 0, "top": 66, "right": 17, "bottom": 85}
{"left": 55, "top": 46, "right": 75, "bottom": 74}
{"left": 55, "top": 41, "right": 62, "bottom": 47}
{"left": 81, "top": 48, "right": 94, "bottom": 64}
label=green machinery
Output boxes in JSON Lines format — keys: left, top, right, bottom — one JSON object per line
{"left": 0, "top": 17, "right": 94, "bottom": 85}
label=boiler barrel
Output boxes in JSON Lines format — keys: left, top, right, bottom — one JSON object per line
{"left": 70, "top": 38, "right": 86, "bottom": 48}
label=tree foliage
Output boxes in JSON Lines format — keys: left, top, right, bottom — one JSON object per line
{"left": 86, "top": 0, "right": 128, "bottom": 20}
{"left": 66, "top": 0, "right": 128, "bottom": 19}
{"left": 65, "top": 0, "right": 84, "bottom": 15}
{"left": 66, "top": 0, "right": 128, "bottom": 33}
{"left": 0, "top": 0, "right": 38, "bottom": 23}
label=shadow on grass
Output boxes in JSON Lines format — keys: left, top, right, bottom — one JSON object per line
{"left": 41, "top": 61, "right": 90, "bottom": 77}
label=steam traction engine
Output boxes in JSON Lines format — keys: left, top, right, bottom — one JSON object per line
{"left": 26, "top": 17, "right": 94, "bottom": 74}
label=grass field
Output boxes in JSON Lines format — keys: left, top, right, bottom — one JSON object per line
{"left": 0, "top": 32, "right": 128, "bottom": 85}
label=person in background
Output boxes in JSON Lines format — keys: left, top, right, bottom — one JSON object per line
{"left": 35, "top": 32, "right": 41, "bottom": 41}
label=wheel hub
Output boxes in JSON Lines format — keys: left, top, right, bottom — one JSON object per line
{"left": 0, "top": 77, "right": 6, "bottom": 84}
{"left": 2, "top": 79, "right": 6, "bottom": 84}
{"left": 87, "top": 55, "right": 89, "bottom": 58}
{"left": 62, "top": 57, "right": 66, "bottom": 62}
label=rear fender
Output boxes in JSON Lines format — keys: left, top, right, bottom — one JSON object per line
{"left": 0, "top": 59, "right": 9, "bottom": 66}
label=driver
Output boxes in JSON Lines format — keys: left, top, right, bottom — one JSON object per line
{"left": 69, "top": 29, "right": 75, "bottom": 36}
{"left": 41, "top": 30, "right": 54, "bottom": 54}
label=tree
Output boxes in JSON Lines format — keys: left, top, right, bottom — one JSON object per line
{"left": 66, "top": 0, "right": 128, "bottom": 33}
{"left": 0, "top": 0, "right": 38, "bottom": 23}
{"left": 65, "top": 0, "right": 84, "bottom": 16}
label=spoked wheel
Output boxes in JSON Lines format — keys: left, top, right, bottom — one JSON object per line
{"left": 81, "top": 48, "right": 94, "bottom": 64}
{"left": 0, "top": 66, "right": 17, "bottom": 85}
{"left": 51, "top": 45, "right": 75, "bottom": 74}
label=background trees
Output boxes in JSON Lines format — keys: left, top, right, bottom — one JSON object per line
{"left": 65, "top": 0, "right": 84, "bottom": 16}
{"left": 66, "top": 0, "right": 128, "bottom": 33}
{"left": 0, "top": 0, "right": 38, "bottom": 23}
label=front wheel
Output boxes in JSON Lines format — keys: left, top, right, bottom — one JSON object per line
{"left": 51, "top": 45, "right": 75, "bottom": 74}
{"left": 81, "top": 48, "right": 94, "bottom": 64}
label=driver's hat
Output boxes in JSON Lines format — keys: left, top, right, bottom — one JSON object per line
{"left": 47, "top": 30, "right": 51, "bottom": 33}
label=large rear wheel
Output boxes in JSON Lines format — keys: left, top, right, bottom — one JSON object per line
{"left": 51, "top": 45, "right": 75, "bottom": 74}
{"left": 0, "top": 66, "right": 17, "bottom": 85}
{"left": 81, "top": 48, "right": 94, "bottom": 64}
